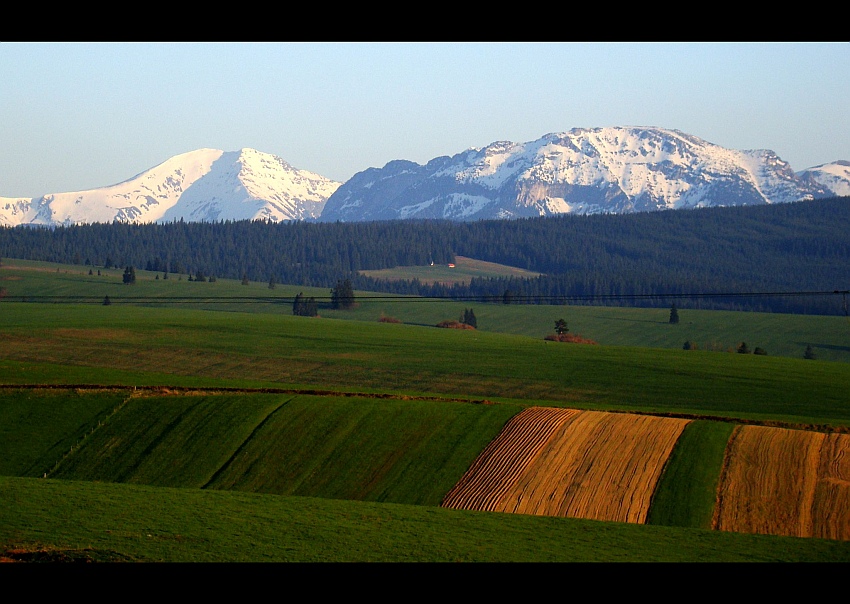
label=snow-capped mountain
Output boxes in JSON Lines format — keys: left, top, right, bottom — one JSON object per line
{"left": 798, "top": 160, "right": 850, "bottom": 198}
{"left": 319, "top": 127, "right": 849, "bottom": 222}
{"left": 0, "top": 148, "right": 341, "bottom": 227}
{"left": 2, "top": 129, "right": 848, "bottom": 227}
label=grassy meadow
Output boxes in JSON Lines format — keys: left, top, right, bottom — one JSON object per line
{"left": 1, "top": 258, "right": 849, "bottom": 562}
{"left": 359, "top": 255, "right": 543, "bottom": 284}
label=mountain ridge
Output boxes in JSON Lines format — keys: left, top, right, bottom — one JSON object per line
{"left": 2, "top": 127, "right": 849, "bottom": 227}
{"left": 320, "top": 126, "right": 847, "bottom": 221}
{"left": 0, "top": 148, "right": 341, "bottom": 227}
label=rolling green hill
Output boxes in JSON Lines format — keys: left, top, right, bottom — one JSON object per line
{"left": 1, "top": 259, "right": 849, "bottom": 561}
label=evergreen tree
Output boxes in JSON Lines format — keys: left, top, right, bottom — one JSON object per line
{"left": 331, "top": 278, "right": 355, "bottom": 309}
{"left": 122, "top": 266, "right": 136, "bottom": 285}
{"left": 242, "top": 273, "right": 249, "bottom": 286}
{"left": 305, "top": 297, "right": 318, "bottom": 317}
{"left": 669, "top": 303, "right": 680, "bottom": 324}
{"left": 461, "top": 308, "right": 477, "bottom": 328}
{"left": 804, "top": 344, "right": 817, "bottom": 360}
{"left": 737, "top": 342, "right": 751, "bottom": 354}
{"left": 268, "top": 276, "right": 276, "bottom": 290}
{"left": 293, "top": 293, "right": 304, "bottom": 316}
{"left": 103, "top": 295, "right": 111, "bottom": 306}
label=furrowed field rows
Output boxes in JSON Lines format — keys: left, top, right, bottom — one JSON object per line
{"left": 443, "top": 407, "right": 690, "bottom": 523}
{"left": 714, "top": 425, "right": 850, "bottom": 540}
{"left": 443, "top": 407, "right": 850, "bottom": 539}
{"left": 441, "top": 407, "right": 580, "bottom": 511}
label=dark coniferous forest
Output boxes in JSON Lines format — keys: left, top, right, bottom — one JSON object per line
{"left": 1, "top": 196, "right": 848, "bottom": 315}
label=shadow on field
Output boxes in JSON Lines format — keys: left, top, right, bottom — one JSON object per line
{"left": 591, "top": 315, "right": 668, "bottom": 325}
{"left": 793, "top": 342, "right": 850, "bottom": 353}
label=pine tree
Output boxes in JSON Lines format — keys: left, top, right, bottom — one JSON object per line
{"left": 122, "top": 266, "right": 136, "bottom": 285}
{"left": 669, "top": 303, "right": 680, "bottom": 324}
{"left": 331, "top": 278, "right": 355, "bottom": 309}
{"left": 305, "top": 297, "right": 318, "bottom": 317}
{"left": 804, "top": 344, "right": 817, "bottom": 360}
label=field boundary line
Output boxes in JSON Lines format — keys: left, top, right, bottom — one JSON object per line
{"left": 201, "top": 395, "right": 296, "bottom": 490}
{"left": 0, "top": 384, "right": 495, "bottom": 406}
{"left": 3, "top": 384, "right": 849, "bottom": 434}
{"left": 44, "top": 390, "right": 136, "bottom": 478}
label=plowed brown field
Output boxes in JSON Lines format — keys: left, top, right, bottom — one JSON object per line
{"left": 442, "top": 407, "right": 690, "bottom": 524}
{"left": 713, "top": 425, "right": 850, "bottom": 540}
{"left": 442, "top": 407, "right": 581, "bottom": 512}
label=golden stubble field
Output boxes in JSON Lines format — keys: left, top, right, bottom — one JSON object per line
{"left": 443, "top": 407, "right": 690, "bottom": 524}
{"left": 713, "top": 425, "right": 850, "bottom": 541}
{"left": 443, "top": 407, "right": 850, "bottom": 540}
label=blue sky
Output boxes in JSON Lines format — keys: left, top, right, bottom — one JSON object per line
{"left": 2, "top": 41, "right": 848, "bottom": 197}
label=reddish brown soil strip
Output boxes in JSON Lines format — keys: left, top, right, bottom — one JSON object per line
{"left": 713, "top": 425, "right": 850, "bottom": 540}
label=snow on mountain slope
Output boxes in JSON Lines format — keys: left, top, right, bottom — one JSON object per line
{"left": 0, "top": 148, "right": 341, "bottom": 227}
{"left": 3, "top": 129, "right": 848, "bottom": 227}
{"left": 798, "top": 160, "right": 850, "bottom": 197}
{"left": 320, "top": 127, "right": 847, "bottom": 222}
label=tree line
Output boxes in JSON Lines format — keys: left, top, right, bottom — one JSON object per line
{"left": 1, "top": 196, "right": 848, "bottom": 315}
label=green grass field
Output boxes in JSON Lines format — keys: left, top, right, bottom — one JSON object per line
{"left": 647, "top": 420, "right": 736, "bottom": 529}
{"left": 4, "top": 257, "right": 849, "bottom": 363}
{"left": 2, "top": 258, "right": 850, "bottom": 562}
{"left": 359, "top": 255, "right": 543, "bottom": 285}
{"left": 3, "top": 475, "right": 848, "bottom": 562}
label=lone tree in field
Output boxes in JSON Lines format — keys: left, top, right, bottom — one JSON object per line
{"left": 555, "top": 318, "right": 569, "bottom": 335}
{"left": 122, "top": 266, "right": 136, "bottom": 285}
{"left": 804, "top": 344, "right": 817, "bottom": 360}
{"left": 669, "top": 303, "right": 680, "bottom": 324}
